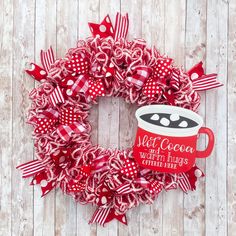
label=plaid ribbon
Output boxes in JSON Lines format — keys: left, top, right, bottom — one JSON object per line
{"left": 33, "top": 108, "right": 86, "bottom": 141}
{"left": 127, "top": 65, "right": 152, "bottom": 88}
{"left": 56, "top": 122, "right": 86, "bottom": 142}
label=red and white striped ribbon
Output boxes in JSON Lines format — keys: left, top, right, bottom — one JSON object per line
{"left": 114, "top": 13, "right": 129, "bottom": 41}
{"left": 192, "top": 73, "right": 223, "bottom": 91}
{"left": 115, "top": 183, "right": 132, "bottom": 195}
{"left": 40, "top": 46, "right": 55, "bottom": 72}
{"left": 49, "top": 86, "right": 65, "bottom": 107}
{"left": 16, "top": 159, "right": 48, "bottom": 178}
{"left": 178, "top": 173, "right": 192, "bottom": 193}
{"left": 170, "top": 69, "right": 180, "bottom": 90}
{"left": 89, "top": 207, "right": 111, "bottom": 226}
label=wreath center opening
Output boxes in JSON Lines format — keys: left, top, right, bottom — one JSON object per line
{"left": 89, "top": 97, "right": 138, "bottom": 149}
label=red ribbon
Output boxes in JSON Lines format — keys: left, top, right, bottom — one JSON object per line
{"left": 26, "top": 46, "right": 55, "bottom": 81}
{"left": 187, "top": 61, "right": 223, "bottom": 91}
{"left": 88, "top": 13, "right": 129, "bottom": 41}
{"left": 127, "top": 65, "right": 152, "bottom": 88}
{"left": 33, "top": 107, "right": 86, "bottom": 142}
{"left": 89, "top": 207, "right": 127, "bottom": 226}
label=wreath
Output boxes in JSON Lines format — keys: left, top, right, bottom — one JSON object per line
{"left": 17, "top": 13, "right": 222, "bottom": 226}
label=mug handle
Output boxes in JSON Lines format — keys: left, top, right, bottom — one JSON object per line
{"left": 196, "top": 127, "right": 215, "bottom": 158}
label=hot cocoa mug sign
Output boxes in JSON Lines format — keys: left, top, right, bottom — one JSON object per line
{"left": 133, "top": 105, "right": 215, "bottom": 173}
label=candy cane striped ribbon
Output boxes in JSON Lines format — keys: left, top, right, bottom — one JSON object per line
{"left": 170, "top": 69, "right": 180, "bottom": 90}
{"left": 16, "top": 159, "right": 48, "bottom": 178}
{"left": 40, "top": 46, "right": 55, "bottom": 72}
{"left": 192, "top": 73, "right": 223, "bottom": 91}
{"left": 178, "top": 173, "right": 192, "bottom": 193}
{"left": 115, "top": 183, "right": 133, "bottom": 195}
{"left": 89, "top": 207, "right": 111, "bottom": 226}
{"left": 49, "top": 86, "right": 65, "bottom": 106}
{"left": 114, "top": 13, "right": 129, "bottom": 40}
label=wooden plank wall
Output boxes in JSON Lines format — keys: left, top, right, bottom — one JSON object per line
{"left": 0, "top": 0, "right": 235, "bottom": 235}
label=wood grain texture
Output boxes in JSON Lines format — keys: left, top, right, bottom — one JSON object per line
{"left": 0, "top": 0, "right": 234, "bottom": 235}
{"left": 184, "top": 1, "right": 207, "bottom": 235}
{"left": 34, "top": 1, "right": 57, "bottom": 236}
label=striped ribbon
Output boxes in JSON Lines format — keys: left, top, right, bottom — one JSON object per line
{"left": 16, "top": 159, "right": 48, "bottom": 178}
{"left": 177, "top": 173, "right": 192, "bottom": 193}
{"left": 49, "top": 86, "right": 65, "bottom": 106}
{"left": 114, "top": 13, "right": 129, "bottom": 40}
{"left": 170, "top": 69, "right": 180, "bottom": 90}
{"left": 89, "top": 207, "right": 111, "bottom": 226}
{"left": 192, "top": 73, "right": 223, "bottom": 91}
{"left": 40, "top": 46, "right": 55, "bottom": 72}
{"left": 89, "top": 207, "right": 127, "bottom": 226}
{"left": 115, "top": 183, "right": 133, "bottom": 195}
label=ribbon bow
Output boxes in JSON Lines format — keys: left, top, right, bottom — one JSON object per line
{"left": 142, "top": 58, "right": 173, "bottom": 98}
{"left": 17, "top": 148, "right": 85, "bottom": 197}
{"left": 177, "top": 166, "right": 204, "bottom": 193}
{"left": 58, "top": 52, "right": 106, "bottom": 101}
{"left": 55, "top": 53, "right": 91, "bottom": 100}
{"left": 26, "top": 47, "right": 55, "bottom": 82}
{"left": 89, "top": 12, "right": 129, "bottom": 41}
{"left": 115, "top": 159, "right": 164, "bottom": 196}
{"left": 33, "top": 106, "right": 86, "bottom": 141}
{"left": 58, "top": 74, "right": 89, "bottom": 98}
{"left": 187, "top": 61, "right": 223, "bottom": 91}
{"left": 66, "top": 164, "right": 92, "bottom": 193}
{"left": 89, "top": 182, "right": 128, "bottom": 226}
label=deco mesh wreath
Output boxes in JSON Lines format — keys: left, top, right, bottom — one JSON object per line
{"left": 17, "top": 13, "right": 222, "bottom": 226}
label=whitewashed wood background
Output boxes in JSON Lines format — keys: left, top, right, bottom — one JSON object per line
{"left": 0, "top": 0, "right": 235, "bottom": 235}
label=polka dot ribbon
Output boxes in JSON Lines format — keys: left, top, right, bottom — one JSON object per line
{"left": 33, "top": 107, "right": 86, "bottom": 142}
{"left": 88, "top": 12, "right": 129, "bottom": 41}
{"left": 142, "top": 58, "right": 173, "bottom": 99}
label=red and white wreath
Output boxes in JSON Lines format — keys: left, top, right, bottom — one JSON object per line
{"left": 17, "top": 13, "right": 222, "bottom": 226}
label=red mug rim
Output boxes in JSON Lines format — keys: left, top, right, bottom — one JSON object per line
{"left": 135, "top": 105, "right": 203, "bottom": 137}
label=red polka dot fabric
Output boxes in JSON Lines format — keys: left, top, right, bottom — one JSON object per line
{"left": 79, "top": 165, "right": 91, "bottom": 178}
{"left": 65, "top": 54, "right": 89, "bottom": 75}
{"left": 88, "top": 15, "right": 114, "bottom": 38}
{"left": 153, "top": 58, "right": 173, "bottom": 80}
{"left": 149, "top": 180, "right": 163, "bottom": 194}
{"left": 88, "top": 78, "right": 105, "bottom": 100}
{"left": 59, "top": 107, "right": 80, "bottom": 125}
{"left": 121, "top": 159, "right": 139, "bottom": 179}
{"left": 142, "top": 77, "right": 163, "bottom": 99}
{"left": 34, "top": 118, "right": 57, "bottom": 134}
{"left": 96, "top": 184, "right": 113, "bottom": 207}
{"left": 67, "top": 181, "right": 86, "bottom": 193}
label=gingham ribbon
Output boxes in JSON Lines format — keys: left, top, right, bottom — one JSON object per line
{"left": 126, "top": 65, "right": 152, "bottom": 88}
{"left": 56, "top": 122, "right": 86, "bottom": 142}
